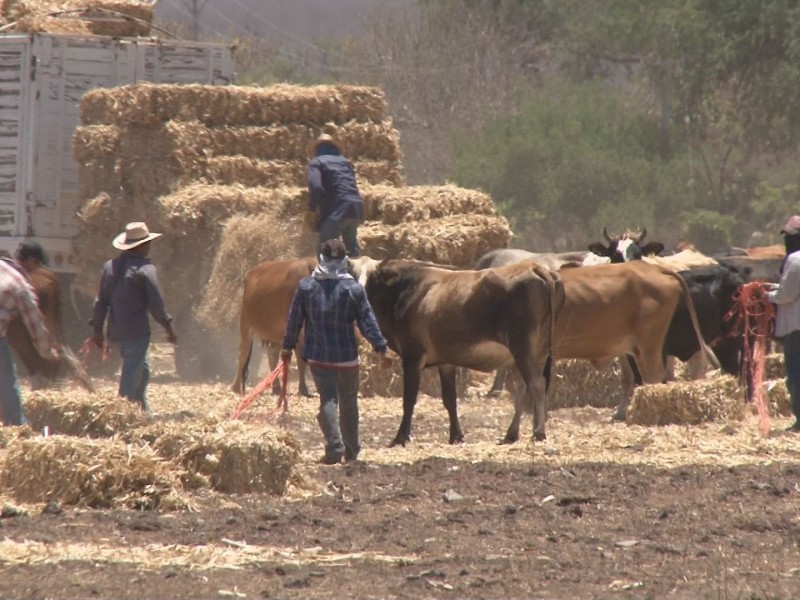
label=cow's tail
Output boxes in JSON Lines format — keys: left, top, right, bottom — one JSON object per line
{"left": 233, "top": 309, "right": 254, "bottom": 395}
{"left": 532, "top": 264, "right": 566, "bottom": 387}
{"left": 668, "top": 269, "right": 721, "bottom": 370}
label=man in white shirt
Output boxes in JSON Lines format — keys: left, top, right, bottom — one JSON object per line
{"left": 767, "top": 215, "right": 800, "bottom": 432}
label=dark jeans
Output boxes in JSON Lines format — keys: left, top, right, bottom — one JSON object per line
{"left": 118, "top": 335, "right": 151, "bottom": 411}
{"left": 318, "top": 217, "right": 362, "bottom": 257}
{"left": 783, "top": 330, "right": 800, "bottom": 423}
{"left": 0, "top": 338, "right": 26, "bottom": 426}
{"left": 310, "top": 364, "right": 360, "bottom": 461}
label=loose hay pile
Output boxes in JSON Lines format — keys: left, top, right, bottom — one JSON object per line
{"left": 0, "top": 435, "right": 186, "bottom": 510}
{"left": 548, "top": 359, "right": 625, "bottom": 410}
{"left": 0, "top": 0, "right": 153, "bottom": 36}
{"left": 627, "top": 374, "right": 746, "bottom": 426}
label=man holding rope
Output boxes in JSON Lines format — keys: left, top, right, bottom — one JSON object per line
{"left": 767, "top": 215, "right": 800, "bottom": 432}
{"left": 281, "top": 239, "right": 389, "bottom": 464}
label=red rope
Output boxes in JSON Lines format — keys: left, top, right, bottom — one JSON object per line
{"left": 78, "top": 337, "right": 110, "bottom": 370}
{"left": 230, "top": 358, "right": 290, "bottom": 423}
{"left": 725, "top": 281, "right": 775, "bottom": 435}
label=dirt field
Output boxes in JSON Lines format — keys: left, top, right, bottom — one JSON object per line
{"left": 1, "top": 350, "right": 799, "bottom": 600}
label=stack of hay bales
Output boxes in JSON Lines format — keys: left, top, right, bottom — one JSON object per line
{"left": 0, "top": 0, "right": 153, "bottom": 36}
{"left": 72, "top": 82, "right": 512, "bottom": 382}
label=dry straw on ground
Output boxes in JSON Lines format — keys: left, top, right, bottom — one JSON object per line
{"left": 23, "top": 390, "right": 146, "bottom": 437}
{"left": 0, "top": 435, "right": 187, "bottom": 510}
{"left": 627, "top": 374, "right": 746, "bottom": 426}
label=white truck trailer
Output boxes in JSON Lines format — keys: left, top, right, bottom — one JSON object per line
{"left": 0, "top": 33, "right": 235, "bottom": 340}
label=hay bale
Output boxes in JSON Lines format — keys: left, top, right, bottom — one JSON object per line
{"left": 79, "top": 83, "right": 388, "bottom": 127}
{"left": 361, "top": 184, "right": 497, "bottom": 224}
{"left": 360, "top": 213, "right": 512, "bottom": 267}
{"left": 128, "top": 419, "right": 301, "bottom": 495}
{"left": 5, "top": 0, "right": 153, "bottom": 36}
{"left": 196, "top": 213, "right": 313, "bottom": 330}
{"left": 548, "top": 359, "right": 624, "bottom": 410}
{"left": 627, "top": 374, "right": 745, "bottom": 426}
{"left": 763, "top": 380, "right": 793, "bottom": 417}
{"left": 764, "top": 352, "right": 784, "bottom": 380}
{"left": 0, "top": 436, "right": 186, "bottom": 509}
{"left": 24, "top": 390, "right": 147, "bottom": 438}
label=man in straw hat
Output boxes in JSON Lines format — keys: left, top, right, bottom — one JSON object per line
{"left": 767, "top": 215, "right": 800, "bottom": 432}
{"left": 305, "top": 133, "right": 365, "bottom": 257}
{"left": 90, "top": 222, "right": 178, "bottom": 411}
{"left": 281, "top": 238, "right": 389, "bottom": 464}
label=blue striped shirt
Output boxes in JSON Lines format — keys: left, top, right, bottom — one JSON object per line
{"left": 282, "top": 275, "right": 387, "bottom": 365}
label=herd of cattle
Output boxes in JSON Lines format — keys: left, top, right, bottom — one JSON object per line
{"left": 231, "top": 228, "right": 785, "bottom": 446}
{"left": 8, "top": 228, "right": 784, "bottom": 447}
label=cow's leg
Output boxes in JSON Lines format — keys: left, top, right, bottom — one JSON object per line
{"left": 437, "top": 364, "right": 464, "bottom": 444}
{"left": 502, "top": 369, "right": 524, "bottom": 444}
{"left": 263, "top": 344, "right": 282, "bottom": 395}
{"left": 231, "top": 316, "right": 253, "bottom": 395}
{"left": 487, "top": 367, "right": 507, "bottom": 397}
{"left": 613, "top": 355, "right": 642, "bottom": 421}
{"left": 391, "top": 354, "right": 424, "bottom": 447}
{"left": 515, "top": 357, "right": 549, "bottom": 442}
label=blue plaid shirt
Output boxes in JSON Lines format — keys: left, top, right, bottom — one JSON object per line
{"left": 282, "top": 275, "right": 387, "bottom": 365}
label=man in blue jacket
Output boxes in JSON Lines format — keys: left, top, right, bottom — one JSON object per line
{"left": 90, "top": 222, "right": 178, "bottom": 411}
{"left": 281, "top": 239, "right": 388, "bottom": 464}
{"left": 306, "top": 134, "right": 365, "bottom": 257}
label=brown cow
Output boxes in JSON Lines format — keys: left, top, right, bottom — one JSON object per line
{"left": 352, "top": 258, "right": 565, "bottom": 445}
{"left": 6, "top": 263, "right": 92, "bottom": 391}
{"left": 232, "top": 257, "right": 317, "bottom": 396}
{"left": 502, "top": 260, "right": 718, "bottom": 441}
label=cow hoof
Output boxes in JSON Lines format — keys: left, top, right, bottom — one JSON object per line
{"left": 449, "top": 436, "right": 465, "bottom": 445}
{"left": 533, "top": 432, "right": 546, "bottom": 442}
{"left": 498, "top": 436, "right": 517, "bottom": 445}
{"left": 389, "top": 437, "right": 408, "bottom": 448}
{"left": 486, "top": 390, "right": 503, "bottom": 398}
{"left": 611, "top": 411, "right": 626, "bottom": 422}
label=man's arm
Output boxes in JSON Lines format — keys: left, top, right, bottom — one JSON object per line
{"left": 354, "top": 287, "right": 388, "bottom": 353}
{"left": 89, "top": 262, "right": 113, "bottom": 346}
{"left": 769, "top": 256, "right": 800, "bottom": 305}
{"left": 307, "top": 161, "right": 324, "bottom": 210}
{"left": 280, "top": 288, "right": 305, "bottom": 358}
{"left": 141, "top": 265, "right": 177, "bottom": 343}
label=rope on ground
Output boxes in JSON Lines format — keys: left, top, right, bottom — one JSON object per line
{"left": 230, "top": 358, "right": 290, "bottom": 424}
{"left": 725, "top": 281, "right": 775, "bottom": 435}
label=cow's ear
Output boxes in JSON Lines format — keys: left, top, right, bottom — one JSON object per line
{"left": 587, "top": 242, "right": 607, "bottom": 255}
{"left": 641, "top": 242, "right": 665, "bottom": 256}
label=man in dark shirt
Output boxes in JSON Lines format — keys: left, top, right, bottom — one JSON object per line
{"left": 281, "top": 239, "right": 388, "bottom": 464}
{"left": 90, "top": 222, "right": 177, "bottom": 411}
{"left": 306, "top": 134, "right": 365, "bottom": 257}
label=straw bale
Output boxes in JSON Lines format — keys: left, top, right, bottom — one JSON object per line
{"left": 360, "top": 214, "right": 512, "bottom": 267}
{"left": 196, "top": 213, "right": 313, "bottom": 330}
{"left": 0, "top": 436, "right": 186, "bottom": 510}
{"left": 206, "top": 156, "right": 403, "bottom": 188}
{"left": 764, "top": 352, "right": 784, "bottom": 380}
{"left": 548, "top": 359, "right": 624, "bottom": 410}
{"left": 24, "top": 390, "right": 147, "bottom": 437}
{"left": 627, "top": 374, "right": 745, "bottom": 426}
{"left": 128, "top": 419, "right": 301, "bottom": 495}
{"left": 79, "top": 83, "right": 388, "bottom": 127}
{"left": 7, "top": 0, "right": 153, "bottom": 36}
{"left": 763, "top": 380, "right": 793, "bottom": 417}
{"left": 73, "top": 125, "right": 121, "bottom": 164}
{"left": 360, "top": 184, "right": 496, "bottom": 224}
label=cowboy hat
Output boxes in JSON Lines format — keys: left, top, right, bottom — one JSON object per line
{"left": 112, "top": 221, "right": 162, "bottom": 250}
{"left": 307, "top": 133, "right": 344, "bottom": 158}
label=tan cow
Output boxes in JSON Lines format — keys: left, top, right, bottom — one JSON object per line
{"left": 352, "top": 258, "right": 565, "bottom": 445}
{"left": 232, "top": 257, "right": 317, "bottom": 396}
{"left": 503, "top": 260, "right": 719, "bottom": 440}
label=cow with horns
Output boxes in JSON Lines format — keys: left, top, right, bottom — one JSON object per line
{"left": 588, "top": 227, "right": 665, "bottom": 263}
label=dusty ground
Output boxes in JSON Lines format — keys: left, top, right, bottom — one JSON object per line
{"left": 1, "top": 349, "right": 799, "bottom": 600}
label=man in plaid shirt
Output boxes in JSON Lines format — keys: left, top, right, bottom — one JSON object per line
{"left": 0, "top": 258, "right": 58, "bottom": 426}
{"left": 281, "top": 239, "right": 388, "bottom": 464}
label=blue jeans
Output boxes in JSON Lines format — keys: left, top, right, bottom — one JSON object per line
{"left": 310, "top": 365, "right": 360, "bottom": 461}
{"left": 318, "top": 218, "right": 362, "bottom": 257}
{"left": 783, "top": 330, "right": 800, "bottom": 423}
{"left": 0, "top": 338, "right": 26, "bottom": 426}
{"left": 118, "top": 336, "right": 151, "bottom": 411}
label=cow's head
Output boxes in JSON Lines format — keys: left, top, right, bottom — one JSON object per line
{"left": 587, "top": 227, "right": 665, "bottom": 263}
{"left": 347, "top": 256, "right": 383, "bottom": 287}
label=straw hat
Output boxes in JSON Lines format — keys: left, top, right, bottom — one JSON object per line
{"left": 112, "top": 221, "right": 162, "bottom": 250}
{"left": 307, "top": 133, "right": 344, "bottom": 158}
